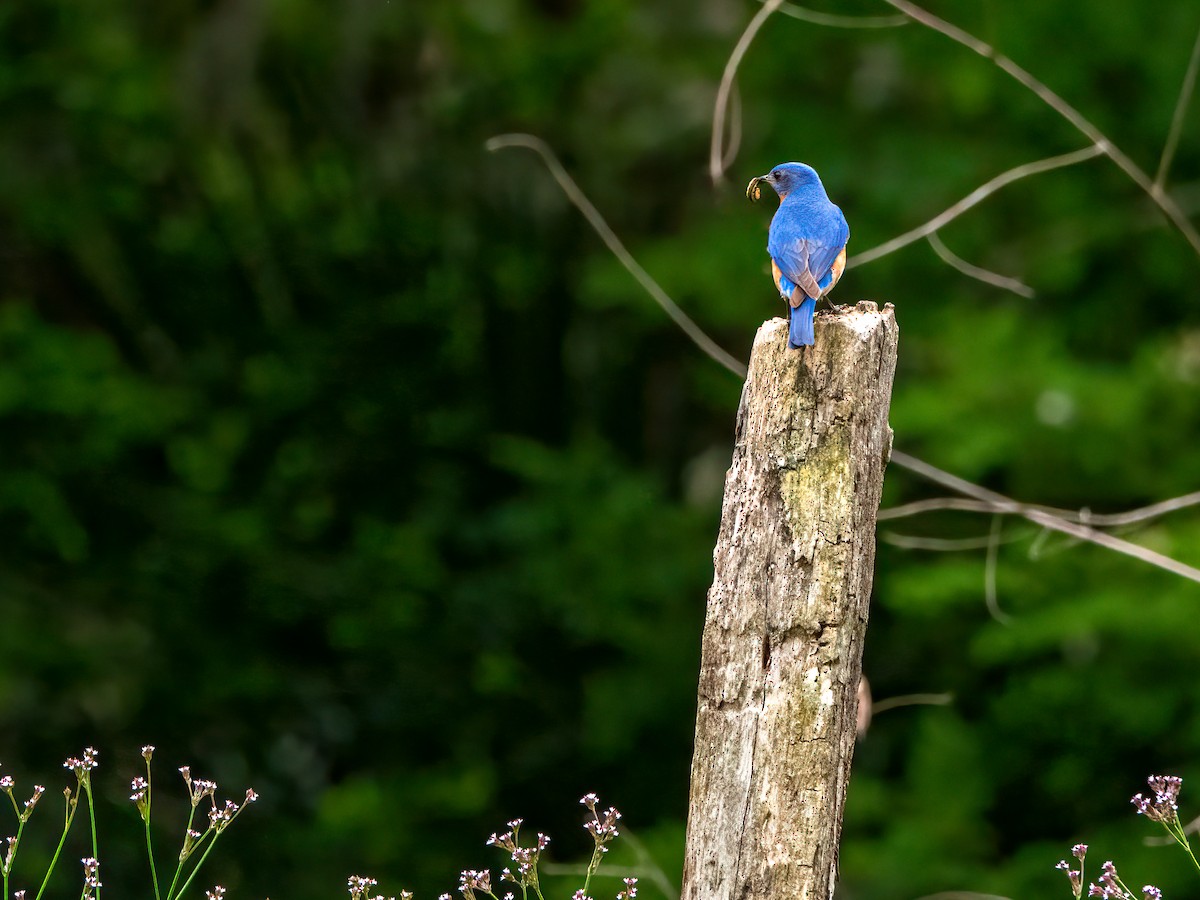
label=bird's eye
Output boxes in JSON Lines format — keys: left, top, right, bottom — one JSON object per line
{"left": 771, "top": 170, "right": 783, "bottom": 179}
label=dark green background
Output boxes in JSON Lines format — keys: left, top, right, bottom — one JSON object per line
{"left": 2, "top": 1, "right": 1199, "bottom": 898}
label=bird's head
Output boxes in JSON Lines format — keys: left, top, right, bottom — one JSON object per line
{"left": 746, "top": 162, "right": 821, "bottom": 202}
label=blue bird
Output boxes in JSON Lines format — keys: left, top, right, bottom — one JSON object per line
{"left": 747, "top": 163, "right": 849, "bottom": 349}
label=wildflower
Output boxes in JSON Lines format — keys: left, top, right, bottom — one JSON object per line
{"left": 617, "top": 876, "right": 639, "bottom": 900}
{"left": 348, "top": 875, "right": 379, "bottom": 900}
{"left": 81, "top": 857, "right": 101, "bottom": 900}
{"left": 580, "top": 793, "right": 599, "bottom": 811}
{"left": 130, "top": 776, "right": 149, "bottom": 802}
{"left": 0, "top": 776, "right": 12, "bottom": 793}
{"left": 459, "top": 868, "right": 492, "bottom": 898}
{"left": 20, "top": 786, "right": 45, "bottom": 822}
{"left": 209, "top": 800, "right": 239, "bottom": 832}
{"left": 245, "top": 789, "right": 259, "bottom": 803}
{"left": 64, "top": 749, "right": 99, "bottom": 777}
{"left": 5, "top": 835, "right": 16, "bottom": 870}
{"left": 1073, "top": 844, "right": 1088, "bottom": 860}
{"left": 191, "top": 778, "right": 218, "bottom": 807}
{"left": 1056, "top": 859, "right": 1083, "bottom": 899}
{"left": 1132, "top": 775, "right": 1183, "bottom": 824}
{"left": 584, "top": 802, "right": 622, "bottom": 850}
{"left": 572, "top": 892, "right": 591, "bottom": 900}
{"left": 1085, "top": 860, "right": 1134, "bottom": 900}
{"left": 1142, "top": 887, "right": 1161, "bottom": 900}
{"left": 205, "top": 888, "right": 226, "bottom": 900}
{"left": 14, "top": 891, "right": 25, "bottom": 900}
{"left": 142, "top": 746, "right": 155, "bottom": 761}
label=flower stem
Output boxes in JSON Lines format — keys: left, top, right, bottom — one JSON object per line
{"left": 171, "top": 831, "right": 225, "bottom": 900}
{"left": 165, "top": 806, "right": 199, "bottom": 900}
{"left": 33, "top": 796, "right": 78, "bottom": 900}
{"left": 85, "top": 780, "right": 100, "bottom": 900}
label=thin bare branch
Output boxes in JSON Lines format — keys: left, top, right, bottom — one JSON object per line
{"left": 485, "top": 134, "right": 748, "bottom": 378}
{"left": 850, "top": 145, "right": 1104, "bottom": 267}
{"left": 879, "top": 490, "right": 1200, "bottom": 529}
{"left": 771, "top": 1, "right": 909, "bottom": 29}
{"left": 926, "top": 232, "right": 1035, "bottom": 298}
{"left": 983, "top": 515, "right": 1011, "bottom": 624}
{"left": 710, "top": 0, "right": 785, "bottom": 185}
{"left": 720, "top": 83, "right": 743, "bottom": 173}
{"left": 871, "top": 692, "right": 954, "bottom": 715}
{"left": 880, "top": 0, "right": 1200, "bottom": 258}
{"left": 1156, "top": 21, "right": 1200, "bottom": 189}
{"left": 888, "top": 451, "right": 1200, "bottom": 584}
{"left": 882, "top": 530, "right": 1032, "bottom": 551}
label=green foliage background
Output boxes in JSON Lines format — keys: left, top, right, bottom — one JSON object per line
{"left": 1, "top": 1, "right": 1199, "bottom": 898}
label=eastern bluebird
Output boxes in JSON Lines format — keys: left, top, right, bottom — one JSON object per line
{"left": 747, "top": 162, "right": 849, "bottom": 349}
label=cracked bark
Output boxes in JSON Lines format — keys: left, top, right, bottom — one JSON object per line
{"left": 681, "top": 303, "right": 898, "bottom": 900}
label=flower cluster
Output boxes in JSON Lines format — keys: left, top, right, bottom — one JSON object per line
{"left": 366, "top": 793, "right": 633, "bottom": 900}
{"left": 347, "top": 874, "right": 410, "bottom": 900}
{"left": 64, "top": 748, "right": 99, "bottom": 778}
{"left": 179, "top": 767, "right": 219, "bottom": 808}
{"left": 20, "top": 785, "right": 45, "bottom": 823}
{"left": 1055, "top": 843, "right": 1087, "bottom": 899}
{"left": 81, "top": 857, "right": 101, "bottom": 900}
{"left": 1131, "top": 776, "right": 1183, "bottom": 824}
{"left": 206, "top": 887, "right": 227, "bottom": 900}
{"left": 581, "top": 794, "right": 622, "bottom": 853}
{"left": 486, "top": 818, "right": 551, "bottom": 892}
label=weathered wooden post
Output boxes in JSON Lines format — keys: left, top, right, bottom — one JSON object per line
{"left": 681, "top": 303, "right": 898, "bottom": 900}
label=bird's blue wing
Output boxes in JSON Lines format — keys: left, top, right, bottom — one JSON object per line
{"left": 768, "top": 200, "right": 849, "bottom": 300}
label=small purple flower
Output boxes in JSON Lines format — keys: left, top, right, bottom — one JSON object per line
{"left": 1142, "top": 887, "right": 1161, "bottom": 900}
{"left": 1133, "top": 775, "right": 1183, "bottom": 824}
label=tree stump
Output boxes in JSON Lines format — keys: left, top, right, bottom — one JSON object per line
{"left": 681, "top": 302, "right": 899, "bottom": 900}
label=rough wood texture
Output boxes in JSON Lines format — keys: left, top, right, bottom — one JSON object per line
{"left": 681, "top": 302, "right": 898, "bottom": 900}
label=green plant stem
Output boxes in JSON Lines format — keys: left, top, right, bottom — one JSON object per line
{"left": 145, "top": 817, "right": 162, "bottom": 900}
{"left": 579, "top": 845, "right": 604, "bottom": 900}
{"left": 165, "top": 806, "right": 200, "bottom": 900}
{"left": 34, "top": 798, "right": 78, "bottom": 900}
{"left": 3, "top": 816, "right": 28, "bottom": 900}
{"left": 170, "top": 831, "right": 225, "bottom": 900}
{"left": 85, "top": 780, "right": 100, "bottom": 900}
{"left": 1166, "top": 820, "right": 1200, "bottom": 873}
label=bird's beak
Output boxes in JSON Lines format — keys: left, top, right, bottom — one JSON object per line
{"left": 746, "top": 174, "right": 767, "bottom": 202}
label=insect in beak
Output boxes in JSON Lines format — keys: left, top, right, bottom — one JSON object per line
{"left": 746, "top": 175, "right": 764, "bottom": 201}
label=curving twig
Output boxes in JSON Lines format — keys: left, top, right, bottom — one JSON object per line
{"left": 879, "top": 491, "right": 1200, "bottom": 529}
{"left": 710, "top": 0, "right": 785, "bottom": 185}
{"left": 772, "top": 1, "right": 909, "bottom": 29}
{"left": 871, "top": 692, "right": 954, "bottom": 716}
{"left": 926, "top": 232, "right": 1034, "bottom": 298}
{"left": 983, "top": 515, "right": 1011, "bottom": 624}
{"left": 882, "top": 530, "right": 1031, "bottom": 551}
{"left": 1156, "top": 21, "right": 1200, "bottom": 190}
{"left": 889, "top": 450, "right": 1200, "bottom": 585}
{"left": 850, "top": 145, "right": 1104, "bottom": 267}
{"left": 486, "top": 134, "right": 748, "bottom": 378}
{"left": 879, "top": 0, "right": 1200, "bottom": 257}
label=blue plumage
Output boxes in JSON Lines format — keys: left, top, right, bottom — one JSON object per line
{"left": 747, "top": 162, "right": 849, "bottom": 349}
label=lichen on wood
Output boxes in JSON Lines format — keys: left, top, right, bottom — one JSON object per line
{"left": 681, "top": 302, "right": 898, "bottom": 900}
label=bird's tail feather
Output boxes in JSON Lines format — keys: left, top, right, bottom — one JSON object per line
{"left": 788, "top": 297, "right": 817, "bottom": 349}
